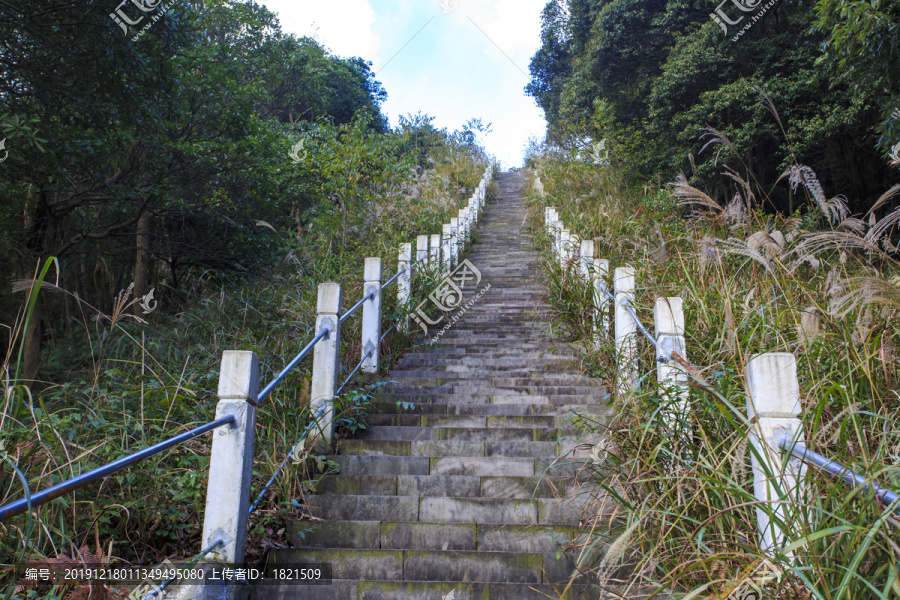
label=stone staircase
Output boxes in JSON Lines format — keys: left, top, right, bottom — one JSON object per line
{"left": 263, "top": 172, "right": 616, "bottom": 599}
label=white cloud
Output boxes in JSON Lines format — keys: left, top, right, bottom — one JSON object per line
{"left": 261, "top": 0, "right": 380, "bottom": 59}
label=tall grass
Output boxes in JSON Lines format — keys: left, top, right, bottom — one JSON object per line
{"left": 524, "top": 147, "right": 900, "bottom": 598}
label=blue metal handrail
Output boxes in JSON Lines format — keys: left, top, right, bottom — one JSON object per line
{"left": 256, "top": 327, "right": 331, "bottom": 405}
{"left": 336, "top": 349, "right": 375, "bottom": 396}
{"left": 778, "top": 435, "right": 900, "bottom": 507}
{"left": 0, "top": 415, "right": 237, "bottom": 521}
{"left": 340, "top": 291, "right": 376, "bottom": 324}
{"left": 381, "top": 268, "right": 406, "bottom": 291}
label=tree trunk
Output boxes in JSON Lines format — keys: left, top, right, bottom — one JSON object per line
{"left": 134, "top": 209, "right": 152, "bottom": 315}
{"left": 21, "top": 184, "right": 43, "bottom": 386}
{"left": 22, "top": 295, "right": 42, "bottom": 386}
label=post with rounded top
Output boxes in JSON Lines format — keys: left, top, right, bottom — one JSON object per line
{"left": 654, "top": 298, "right": 691, "bottom": 444}
{"left": 614, "top": 267, "right": 638, "bottom": 397}
{"left": 547, "top": 218, "right": 558, "bottom": 258}
{"left": 416, "top": 235, "right": 429, "bottom": 266}
{"left": 560, "top": 230, "right": 571, "bottom": 269}
{"left": 580, "top": 240, "right": 594, "bottom": 280}
{"left": 429, "top": 234, "right": 440, "bottom": 266}
{"left": 546, "top": 207, "right": 557, "bottom": 229}
{"left": 310, "top": 283, "right": 342, "bottom": 451}
{"left": 593, "top": 258, "right": 610, "bottom": 347}
{"left": 398, "top": 243, "right": 412, "bottom": 331}
{"left": 362, "top": 258, "right": 382, "bottom": 374}
{"left": 746, "top": 353, "right": 806, "bottom": 557}
{"left": 458, "top": 208, "right": 469, "bottom": 247}
{"left": 571, "top": 235, "right": 582, "bottom": 271}
{"left": 449, "top": 218, "right": 460, "bottom": 266}
{"left": 441, "top": 224, "right": 452, "bottom": 274}
{"left": 202, "top": 351, "right": 258, "bottom": 564}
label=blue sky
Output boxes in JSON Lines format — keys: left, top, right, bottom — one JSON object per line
{"left": 260, "top": 0, "right": 549, "bottom": 167}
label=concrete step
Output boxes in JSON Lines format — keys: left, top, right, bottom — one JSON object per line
{"left": 254, "top": 581, "right": 604, "bottom": 600}
{"left": 270, "top": 548, "right": 546, "bottom": 583}
{"left": 314, "top": 475, "right": 584, "bottom": 498}
{"left": 365, "top": 413, "right": 584, "bottom": 429}
{"left": 337, "top": 439, "right": 561, "bottom": 458}
{"left": 370, "top": 401, "right": 608, "bottom": 416}
{"left": 354, "top": 426, "right": 578, "bottom": 442}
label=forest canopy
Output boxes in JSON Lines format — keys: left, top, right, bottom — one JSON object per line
{"left": 0, "top": 0, "right": 488, "bottom": 384}
{"left": 526, "top": 0, "right": 900, "bottom": 213}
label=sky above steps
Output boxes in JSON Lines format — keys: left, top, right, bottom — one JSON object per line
{"left": 260, "top": 0, "right": 548, "bottom": 168}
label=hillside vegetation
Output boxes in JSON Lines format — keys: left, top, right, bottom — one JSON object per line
{"left": 524, "top": 132, "right": 900, "bottom": 597}
{"left": 0, "top": 0, "right": 492, "bottom": 577}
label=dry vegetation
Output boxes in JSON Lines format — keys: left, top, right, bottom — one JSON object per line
{"left": 524, "top": 131, "right": 900, "bottom": 598}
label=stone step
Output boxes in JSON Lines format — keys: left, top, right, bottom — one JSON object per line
{"left": 377, "top": 393, "right": 607, "bottom": 405}
{"left": 271, "top": 548, "right": 548, "bottom": 583}
{"left": 356, "top": 426, "right": 574, "bottom": 442}
{"left": 305, "top": 493, "right": 608, "bottom": 526}
{"left": 254, "top": 581, "right": 604, "bottom": 600}
{"left": 365, "top": 413, "right": 584, "bottom": 430}
{"left": 370, "top": 401, "right": 608, "bottom": 415}
{"left": 387, "top": 371, "right": 597, "bottom": 381}
{"left": 314, "top": 475, "right": 585, "bottom": 498}
{"left": 337, "top": 439, "right": 561, "bottom": 458}
{"left": 385, "top": 385, "right": 605, "bottom": 396}
{"left": 287, "top": 520, "right": 590, "bottom": 552}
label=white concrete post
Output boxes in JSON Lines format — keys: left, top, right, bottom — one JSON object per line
{"left": 580, "top": 240, "right": 594, "bottom": 280}
{"left": 441, "top": 224, "right": 452, "bottom": 274}
{"left": 746, "top": 353, "right": 806, "bottom": 556}
{"left": 449, "top": 218, "right": 460, "bottom": 266}
{"left": 552, "top": 221, "right": 562, "bottom": 257}
{"left": 362, "top": 258, "right": 382, "bottom": 374}
{"left": 429, "top": 234, "right": 440, "bottom": 266}
{"left": 571, "top": 235, "right": 582, "bottom": 271}
{"left": 310, "top": 283, "right": 341, "bottom": 449}
{"left": 458, "top": 208, "right": 469, "bottom": 246}
{"left": 548, "top": 220, "right": 557, "bottom": 255}
{"left": 593, "top": 258, "right": 610, "bottom": 346}
{"left": 398, "top": 243, "right": 412, "bottom": 330}
{"left": 614, "top": 267, "right": 638, "bottom": 397}
{"left": 416, "top": 235, "right": 429, "bottom": 266}
{"left": 654, "top": 298, "right": 690, "bottom": 437}
{"left": 202, "top": 351, "right": 258, "bottom": 563}
{"left": 560, "top": 230, "right": 571, "bottom": 269}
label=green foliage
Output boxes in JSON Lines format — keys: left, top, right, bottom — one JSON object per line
{"left": 813, "top": 0, "right": 900, "bottom": 155}
{"left": 527, "top": 0, "right": 900, "bottom": 213}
